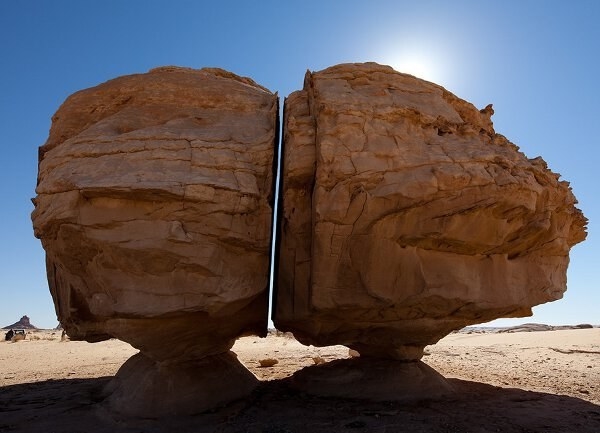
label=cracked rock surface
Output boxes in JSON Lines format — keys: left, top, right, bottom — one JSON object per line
{"left": 32, "top": 66, "right": 278, "bottom": 367}
{"left": 274, "top": 62, "right": 587, "bottom": 360}
{"left": 31, "top": 62, "right": 587, "bottom": 413}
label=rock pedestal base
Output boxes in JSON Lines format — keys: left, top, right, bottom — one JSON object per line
{"left": 104, "top": 351, "right": 257, "bottom": 417}
{"left": 290, "top": 358, "right": 454, "bottom": 402}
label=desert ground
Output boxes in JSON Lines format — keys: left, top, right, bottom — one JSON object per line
{"left": 0, "top": 327, "right": 598, "bottom": 432}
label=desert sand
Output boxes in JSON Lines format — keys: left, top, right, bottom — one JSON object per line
{"left": 1, "top": 328, "right": 599, "bottom": 432}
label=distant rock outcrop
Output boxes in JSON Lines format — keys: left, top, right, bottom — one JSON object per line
{"left": 274, "top": 62, "right": 587, "bottom": 361}
{"left": 499, "top": 323, "right": 594, "bottom": 333}
{"left": 32, "top": 66, "right": 278, "bottom": 416}
{"left": 3, "top": 315, "right": 38, "bottom": 330}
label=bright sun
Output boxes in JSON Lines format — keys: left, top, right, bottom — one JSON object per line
{"left": 375, "top": 42, "right": 451, "bottom": 86}
{"left": 386, "top": 55, "right": 439, "bottom": 83}
{"left": 393, "top": 58, "right": 433, "bottom": 80}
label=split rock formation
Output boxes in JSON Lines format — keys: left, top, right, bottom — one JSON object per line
{"left": 32, "top": 62, "right": 586, "bottom": 414}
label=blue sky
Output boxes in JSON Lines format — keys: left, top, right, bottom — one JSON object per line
{"left": 1, "top": 1, "right": 597, "bottom": 329}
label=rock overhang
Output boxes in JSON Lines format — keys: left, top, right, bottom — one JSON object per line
{"left": 30, "top": 62, "right": 587, "bottom": 414}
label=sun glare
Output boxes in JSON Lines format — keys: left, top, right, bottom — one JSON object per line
{"left": 374, "top": 41, "right": 454, "bottom": 87}
{"left": 387, "top": 55, "right": 439, "bottom": 83}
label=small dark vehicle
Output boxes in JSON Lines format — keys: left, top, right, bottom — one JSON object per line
{"left": 4, "top": 329, "right": 26, "bottom": 341}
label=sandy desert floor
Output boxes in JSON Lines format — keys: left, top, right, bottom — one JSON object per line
{"left": 0, "top": 328, "right": 598, "bottom": 432}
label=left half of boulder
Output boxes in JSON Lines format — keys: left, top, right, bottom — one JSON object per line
{"left": 31, "top": 66, "right": 279, "bottom": 415}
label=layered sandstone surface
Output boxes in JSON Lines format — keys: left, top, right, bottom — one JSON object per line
{"left": 32, "top": 62, "right": 588, "bottom": 412}
{"left": 32, "top": 67, "right": 278, "bottom": 413}
{"left": 275, "top": 63, "right": 587, "bottom": 360}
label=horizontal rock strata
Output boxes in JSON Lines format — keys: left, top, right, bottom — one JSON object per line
{"left": 274, "top": 62, "right": 587, "bottom": 360}
{"left": 32, "top": 62, "right": 588, "bottom": 412}
{"left": 32, "top": 67, "right": 278, "bottom": 414}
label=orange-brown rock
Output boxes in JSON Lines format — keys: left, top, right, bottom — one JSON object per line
{"left": 274, "top": 63, "right": 587, "bottom": 360}
{"left": 32, "top": 66, "right": 278, "bottom": 414}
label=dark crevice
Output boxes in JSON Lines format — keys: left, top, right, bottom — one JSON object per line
{"left": 270, "top": 98, "right": 284, "bottom": 324}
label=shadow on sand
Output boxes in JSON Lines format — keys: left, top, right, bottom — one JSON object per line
{"left": 1, "top": 375, "right": 599, "bottom": 433}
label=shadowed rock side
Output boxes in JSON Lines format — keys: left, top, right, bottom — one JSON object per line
{"left": 289, "top": 357, "right": 455, "bottom": 402}
{"left": 104, "top": 351, "right": 258, "bottom": 417}
{"left": 32, "top": 66, "right": 278, "bottom": 414}
{"left": 274, "top": 62, "right": 587, "bottom": 361}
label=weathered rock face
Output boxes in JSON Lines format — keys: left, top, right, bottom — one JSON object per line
{"left": 32, "top": 67, "right": 278, "bottom": 413}
{"left": 274, "top": 63, "right": 587, "bottom": 360}
{"left": 32, "top": 62, "right": 587, "bottom": 411}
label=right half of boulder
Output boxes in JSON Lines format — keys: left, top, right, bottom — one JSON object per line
{"left": 274, "top": 62, "right": 587, "bottom": 360}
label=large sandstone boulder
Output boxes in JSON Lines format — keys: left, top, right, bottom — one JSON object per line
{"left": 32, "top": 61, "right": 587, "bottom": 411}
{"left": 32, "top": 66, "right": 278, "bottom": 414}
{"left": 275, "top": 62, "right": 587, "bottom": 361}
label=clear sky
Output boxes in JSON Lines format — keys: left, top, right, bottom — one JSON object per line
{"left": 1, "top": 1, "right": 597, "bottom": 329}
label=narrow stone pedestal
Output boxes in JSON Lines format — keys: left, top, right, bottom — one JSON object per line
{"left": 104, "top": 351, "right": 257, "bottom": 417}
{"left": 290, "top": 357, "right": 454, "bottom": 402}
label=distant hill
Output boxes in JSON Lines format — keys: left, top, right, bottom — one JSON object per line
{"left": 2, "top": 315, "right": 38, "bottom": 330}
{"left": 498, "top": 323, "right": 594, "bottom": 333}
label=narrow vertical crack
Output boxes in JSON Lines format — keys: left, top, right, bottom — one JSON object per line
{"left": 268, "top": 97, "right": 282, "bottom": 327}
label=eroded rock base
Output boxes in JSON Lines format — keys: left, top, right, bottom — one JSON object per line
{"left": 104, "top": 351, "right": 257, "bottom": 417}
{"left": 290, "top": 357, "right": 454, "bottom": 402}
